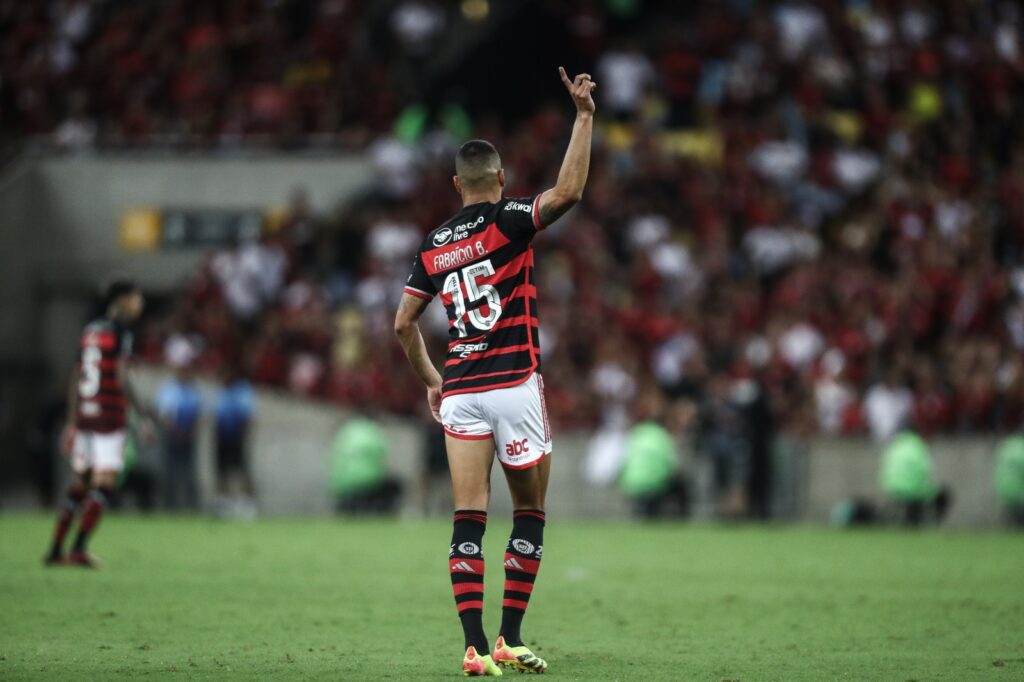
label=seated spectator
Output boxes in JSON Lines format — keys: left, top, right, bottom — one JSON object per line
{"left": 864, "top": 367, "right": 914, "bottom": 443}
{"left": 596, "top": 40, "right": 654, "bottom": 120}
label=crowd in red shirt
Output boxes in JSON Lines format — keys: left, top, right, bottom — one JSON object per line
{"left": 9, "top": 1, "right": 1024, "bottom": 436}
{"left": 2, "top": 0, "right": 443, "bottom": 150}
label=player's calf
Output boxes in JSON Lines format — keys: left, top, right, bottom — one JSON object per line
{"left": 45, "top": 483, "right": 88, "bottom": 564}
{"left": 500, "top": 509, "right": 545, "bottom": 647}
{"left": 68, "top": 484, "right": 114, "bottom": 563}
{"left": 450, "top": 510, "right": 490, "bottom": 656}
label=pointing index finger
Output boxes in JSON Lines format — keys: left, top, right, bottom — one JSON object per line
{"left": 559, "top": 66, "right": 573, "bottom": 88}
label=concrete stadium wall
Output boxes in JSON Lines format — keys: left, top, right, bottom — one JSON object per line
{"left": 0, "top": 162, "right": 45, "bottom": 361}
{"left": 131, "top": 368, "right": 1006, "bottom": 527}
{"left": 804, "top": 438, "right": 1001, "bottom": 528}
{"left": 0, "top": 154, "right": 373, "bottom": 363}
{"left": 32, "top": 155, "right": 371, "bottom": 289}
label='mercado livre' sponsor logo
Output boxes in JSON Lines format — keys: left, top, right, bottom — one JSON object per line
{"left": 434, "top": 216, "right": 484, "bottom": 247}
{"left": 433, "top": 227, "right": 454, "bottom": 247}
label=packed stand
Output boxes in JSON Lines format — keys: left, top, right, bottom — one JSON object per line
{"left": 1, "top": 0, "right": 455, "bottom": 150}
{"left": 22, "top": 0, "right": 1024, "bottom": 442}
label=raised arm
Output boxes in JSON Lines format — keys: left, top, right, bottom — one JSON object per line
{"left": 536, "top": 66, "right": 597, "bottom": 228}
{"left": 394, "top": 292, "right": 444, "bottom": 422}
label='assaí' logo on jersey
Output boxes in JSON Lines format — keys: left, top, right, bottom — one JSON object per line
{"left": 450, "top": 342, "right": 488, "bottom": 358}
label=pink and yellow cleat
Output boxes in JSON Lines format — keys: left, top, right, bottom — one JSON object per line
{"left": 463, "top": 646, "right": 503, "bottom": 677}
{"left": 492, "top": 636, "right": 547, "bottom": 674}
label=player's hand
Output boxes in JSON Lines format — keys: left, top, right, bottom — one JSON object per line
{"left": 60, "top": 423, "right": 76, "bottom": 458}
{"left": 559, "top": 66, "right": 597, "bottom": 114}
{"left": 427, "top": 385, "right": 442, "bottom": 424}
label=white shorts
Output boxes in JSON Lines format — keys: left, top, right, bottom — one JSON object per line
{"left": 72, "top": 430, "right": 127, "bottom": 474}
{"left": 440, "top": 373, "right": 552, "bottom": 469}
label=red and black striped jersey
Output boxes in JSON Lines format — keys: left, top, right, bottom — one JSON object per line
{"left": 404, "top": 194, "right": 546, "bottom": 396}
{"left": 75, "top": 318, "right": 133, "bottom": 433}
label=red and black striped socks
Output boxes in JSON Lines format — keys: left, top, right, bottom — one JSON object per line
{"left": 449, "top": 508, "right": 546, "bottom": 652}
{"left": 72, "top": 487, "right": 112, "bottom": 554}
{"left": 449, "top": 510, "right": 489, "bottom": 654}
{"left": 49, "top": 484, "right": 87, "bottom": 559}
{"left": 500, "top": 509, "right": 545, "bottom": 647}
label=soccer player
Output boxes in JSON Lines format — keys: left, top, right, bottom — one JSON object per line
{"left": 395, "top": 67, "right": 596, "bottom": 676}
{"left": 45, "top": 278, "right": 147, "bottom": 567}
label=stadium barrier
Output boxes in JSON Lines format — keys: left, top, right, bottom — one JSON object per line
{"left": 130, "top": 368, "right": 1006, "bottom": 526}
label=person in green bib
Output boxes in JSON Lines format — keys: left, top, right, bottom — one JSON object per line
{"left": 618, "top": 390, "right": 691, "bottom": 518}
{"left": 879, "top": 428, "right": 950, "bottom": 526}
{"left": 329, "top": 413, "right": 403, "bottom": 515}
{"left": 994, "top": 434, "right": 1024, "bottom": 527}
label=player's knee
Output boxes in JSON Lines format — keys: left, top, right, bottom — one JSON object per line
{"left": 91, "top": 485, "right": 115, "bottom": 507}
{"left": 93, "top": 471, "right": 119, "bottom": 491}
{"left": 453, "top": 493, "right": 489, "bottom": 511}
{"left": 510, "top": 487, "right": 545, "bottom": 510}
{"left": 62, "top": 483, "right": 87, "bottom": 512}
{"left": 513, "top": 499, "right": 545, "bottom": 512}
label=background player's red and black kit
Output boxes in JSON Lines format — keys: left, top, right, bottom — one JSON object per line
{"left": 404, "top": 194, "right": 545, "bottom": 396}
{"left": 75, "top": 318, "right": 132, "bottom": 433}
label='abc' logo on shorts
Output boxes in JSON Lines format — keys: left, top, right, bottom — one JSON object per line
{"left": 505, "top": 438, "right": 529, "bottom": 457}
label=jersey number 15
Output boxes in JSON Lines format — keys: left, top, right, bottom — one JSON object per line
{"left": 443, "top": 259, "right": 502, "bottom": 338}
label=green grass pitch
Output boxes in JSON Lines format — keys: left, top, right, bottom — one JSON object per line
{"left": 1, "top": 514, "right": 1022, "bottom": 680}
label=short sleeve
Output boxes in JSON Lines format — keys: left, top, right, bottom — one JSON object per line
{"left": 403, "top": 252, "right": 436, "bottom": 301}
{"left": 497, "top": 194, "right": 545, "bottom": 242}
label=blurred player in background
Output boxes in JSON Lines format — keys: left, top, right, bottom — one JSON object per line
{"left": 44, "top": 278, "right": 148, "bottom": 567}
{"left": 395, "top": 67, "right": 596, "bottom": 676}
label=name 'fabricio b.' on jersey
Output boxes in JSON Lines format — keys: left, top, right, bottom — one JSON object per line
{"left": 404, "top": 194, "right": 547, "bottom": 396}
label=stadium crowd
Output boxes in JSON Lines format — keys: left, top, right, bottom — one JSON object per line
{"left": 10, "top": 1, "right": 1024, "bottom": 445}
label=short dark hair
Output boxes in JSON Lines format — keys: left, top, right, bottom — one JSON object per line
{"left": 104, "top": 277, "right": 140, "bottom": 308}
{"left": 455, "top": 139, "right": 501, "bottom": 190}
